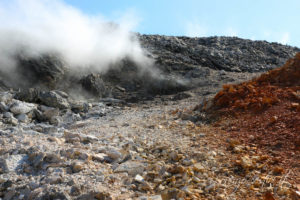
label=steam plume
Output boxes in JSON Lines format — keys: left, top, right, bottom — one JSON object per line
{"left": 0, "top": 0, "right": 152, "bottom": 74}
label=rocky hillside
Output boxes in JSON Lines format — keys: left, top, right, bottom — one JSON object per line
{"left": 0, "top": 35, "right": 299, "bottom": 102}
{"left": 140, "top": 35, "right": 299, "bottom": 73}
{"left": 0, "top": 35, "right": 299, "bottom": 199}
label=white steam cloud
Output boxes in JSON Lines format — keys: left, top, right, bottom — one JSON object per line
{"left": 0, "top": 0, "right": 152, "bottom": 73}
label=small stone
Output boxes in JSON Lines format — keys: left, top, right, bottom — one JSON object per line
{"left": 3, "top": 112, "right": 13, "bottom": 118}
{"left": 16, "top": 113, "right": 29, "bottom": 123}
{"left": 205, "top": 183, "right": 215, "bottom": 192}
{"left": 45, "top": 175, "right": 63, "bottom": 184}
{"left": 0, "top": 92, "right": 13, "bottom": 103}
{"left": 135, "top": 174, "right": 144, "bottom": 183}
{"left": 0, "top": 158, "right": 8, "bottom": 173}
{"left": 181, "top": 186, "right": 192, "bottom": 195}
{"left": 273, "top": 166, "right": 284, "bottom": 175}
{"left": 240, "top": 155, "right": 254, "bottom": 169}
{"left": 199, "top": 133, "right": 206, "bottom": 138}
{"left": 44, "top": 153, "right": 62, "bottom": 163}
{"left": 157, "top": 184, "right": 165, "bottom": 192}
{"left": 114, "top": 161, "right": 145, "bottom": 176}
{"left": 161, "top": 188, "right": 185, "bottom": 200}
{"left": 182, "top": 159, "right": 195, "bottom": 166}
{"left": 169, "top": 165, "right": 185, "bottom": 174}
{"left": 233, "top": 145, "right": 244, "bottom": 153}
{"left": 216, "top": 194, "right": 226, "bottom": 200}
{"left": 47, "top": 137, "right": 60, "bottom": 143}
{"left": 277, "top": 186, "right": 290, "bottom": 196}
{"left": 139, "top": 181, "right": 153, "bottom": 191}
{"left": 70, "top": 185, "right": 81, "bottom": 196}
{"left": 64, "top": 131, "right": 81, "bottom": 143}
{"left": 105, "top": 147, "right": 123, "bottom": 161}
{"left": 71, "top": 162, "right": 84, "bottom": 173}
{"left": 270, "top": 116, "right": 278, "bottom": 123}
{"left": 2, "top": 155, "right": 27, "bottom": 172}
{"left": 192, "top": 176, "right": 201, "bottom": 183}
{"left": 28, "top": 152, "right": 45, "bottom": 169}
{"left": 92, "top": 153, "right": 107, "bottom": 162}
{"left": 138, "top": 195, "right": 162, "bottom": 200}
{"left": 193, "top": 163, "right": 205, "bottom": 172}
{"left": 5, "top": 117, "right": 18, "bottom": 125}
{"left": 43, "top": 107, "right": 60, "bottom": 119}
{"left": 4, "top": 189, "right": 16, "bottom": 200}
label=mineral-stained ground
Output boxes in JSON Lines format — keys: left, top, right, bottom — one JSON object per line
{"left": 0, "top": 35, "right": 299, "bottom": 199}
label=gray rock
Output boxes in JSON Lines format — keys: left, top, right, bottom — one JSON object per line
{"left": 50, "top": 116, "right": 63, "bottom": 126}
{"left": 80, "top": 73, "right": 109, "bottom": 97}
{"left": 10, "top": 100, "right": 36, "bottom": 115}
{"left": 17, "top": 113, "right": 29, "bottom": 123}
{"left": 0, "top": 155, "right": 27, "bottom": 173}
{"left": 33, "top": 124, "right": 58, "bottom": 134}
{"left": 4, "top": 116, "right": 18, "bottom": 126}
{"left": 80, "top": 134, "right": 98, "bottom": 143}
{"left": 70, "top": 101, "right": 91, "bottom": 113}
{"left": 3, "top": 112, "right": 13, "bottom": 118}
{"left": 14, "top": 88, "right": 40, "bottom": 102}
{"left": 53, "top": 90, "right": 69, "bottom": 99}
{"left": 44, "top": 175, "right": 63, "bottom": 184}
{"left": 114, "top": 161, "right": 146, "bottom": 176}
{"left": 62, "top": 112, "right": 81, "bottom": 124}
{"left": 0, "top": 92, "right": 13, "bottom": 103}
{"left": 0, "top": 102, "right": 9, "bottom": 112}
{"left": 64, "top": 131, "right": 81, "bottom": 143}
{"left": 138, "top": 195, "right": 162, "bottom": 200}
{"left": 44, "top": 108, "right": 60, "bottom": 119}
{"left": 23, "top": 130, "right": 41, "bottom": 135}
{"left": 70, "top": 185, "right": 81, "bottom": 196}
{"left": 44, "top": 153, "right": 62, "bottom": 163}
{"left": 102, "top": 147, "right": 122, "bottom": 161}
{"left": 0, "top": 158, "right": 8, "bottom": 173}
{"left": 28, "top": 152, "right": 46, "bottom": 169}
{"left": 39, "top": 91, "right": 69, "bottom": 109}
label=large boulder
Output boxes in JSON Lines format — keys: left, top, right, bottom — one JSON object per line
{"left": 15, "top": 89, "right": 70, "bottom": 109}
{"left": 38, "top": 91, "right": 70, "bottom": 109}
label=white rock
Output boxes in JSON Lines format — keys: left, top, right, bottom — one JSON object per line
{"left": 114, "top": 161, "right": 145, "bottom": 176}
{"left": 0, "top": 92, "right": 13, "bottom": 103}
{"left": 10, "top": 101, "right": 36, "bottom": 115}
{"left": 3, "top": 112, "right": 13, "bottom": 118}
{"left": 138, "top": 195, "right": 162, "bottom": 200}
{"left": 0, "top": 155, "right": 27, "bottom": 172}
{"left": 134, "top": 174, "right": 144, "bottom": 183}
{"left": 17, "top": 113, "right": 29, "bottom": 123}
{"left": 0, "top": 102, "right": 9, "bottom": 112}
{"left": 105, "top": 147, "right": 122, "bottom": 160}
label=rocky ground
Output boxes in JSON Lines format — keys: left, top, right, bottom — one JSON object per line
{"left": 0, "top": 36, "right": 299, "bottom": 199}
{"left": 0, "top": 89, "right": 299, "bottom": 199}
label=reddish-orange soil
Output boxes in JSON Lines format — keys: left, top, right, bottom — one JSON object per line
{"left": 210, "top": 53, "right": 300, "bottom": 177}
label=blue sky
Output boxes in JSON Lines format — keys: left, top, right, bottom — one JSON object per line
{"left": 64, "top": 0, "right": 299, "bottom": 47}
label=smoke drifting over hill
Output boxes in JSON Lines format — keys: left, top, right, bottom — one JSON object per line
{"left": 0, "top": 0, "right": 152, "bottom": 74}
